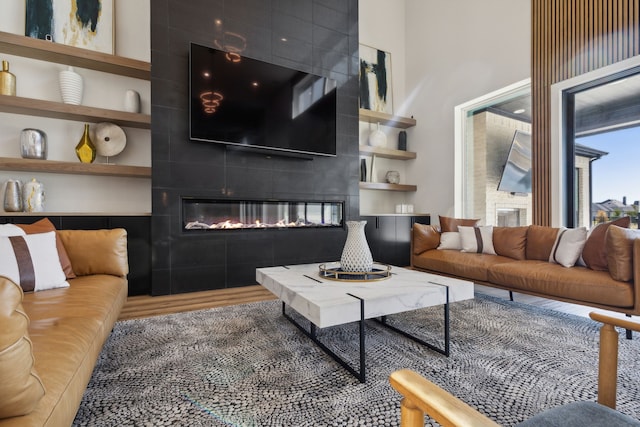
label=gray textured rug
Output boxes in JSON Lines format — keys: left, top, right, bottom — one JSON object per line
{"left": 73, "top": 293, "right": 640, "bottom": 426}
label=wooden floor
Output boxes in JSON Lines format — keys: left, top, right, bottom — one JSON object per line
{"left": 119, "top": 282, "right": 624, "bottom": 322}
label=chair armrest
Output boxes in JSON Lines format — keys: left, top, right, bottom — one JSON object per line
{"left": 589, "top": 312, "right": 640, "bottom": 409}
{"left": 389, "top": 369, "right": 500, "bottom": 427}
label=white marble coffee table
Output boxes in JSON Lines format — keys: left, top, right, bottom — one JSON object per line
{"left": 256, "top": 263, "right": 474, "bottom": 382}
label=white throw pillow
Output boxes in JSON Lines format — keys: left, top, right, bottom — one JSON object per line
{"left": 0, "top": 231, "right": 69, "bottom": 292}
{"left": 458, "top": 226, "right": 496, "bottom": 255}
{"left": 437, "top": 232, "right": 462, "bottom": 250}
{"left": 549, "top": 227, "right": 588, "bottom": 267}
{"left": 0, "top": 224, "right": 26, "bottom": 237}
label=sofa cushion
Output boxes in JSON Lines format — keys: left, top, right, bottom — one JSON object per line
{"left": 0, "top": 277, "right": 45, "bottom": 419}
{"left": 526, "top": 225, "right": 560, "bottom": 261}
{"left": 439, "top": 215, "right": 479, "bottom": 233}
{"left": 16, "top": 218, "right": 76, "bottom": 279}
{"left": 488, "top": 260, "right": 634, "bottom": 308}
{"left": 437, "top": 232, "right": 462, "bottom": 250}
{"left": 493, "top": 226, "right": 528, "bottom": 260}
{"left": 582, "top": 216, "right": 631, "bottom": 271}
{"left": 413, "top": 224, "right": 440, "bottom": 255}
{"left": 0, "top": 232, "right": 69, "bottom": 292}
{"left": 459, "top": 226, "right": 496, "bottom": 255}
{"left": 606, "top": 225, "right": 640, "bottom": 282}
{"left": 57, "top": 229, "right": 129, "bottom": 277}
{"left": 549, "top": 227, "right": 587, "bottom": 268}
{"left": 413, "top": 250, "right": 515, "bottom": 282}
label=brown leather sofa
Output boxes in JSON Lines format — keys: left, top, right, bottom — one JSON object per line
{"left": 411, "top": 220, "right": 640, "bottom": 316}
{"left": 0, "top": 229, "right": 128, "bottom": 427}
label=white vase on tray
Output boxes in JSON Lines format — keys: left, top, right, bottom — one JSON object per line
{"left": 340, "top": 221, "right": 374, "bottom": 272}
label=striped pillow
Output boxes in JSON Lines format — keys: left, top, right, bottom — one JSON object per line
{"left": 549, "top": 227, "right": 587, "bottom": 268}
{"left": 458, "top": 226, "right": 496, "bottom": 255}
{"left": 0, "top": 231, "right": 69, "bottom": 292}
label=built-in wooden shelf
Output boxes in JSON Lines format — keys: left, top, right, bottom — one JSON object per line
{"left": 0, "top": 95, "right": 151, "bottom": 129}
{"left": 358, "top": 108, "right": 416, "bottom": 129}
{"left": 359, "top": 145, "right": 417, "bottom": 160}
{"left": 0, "top": 31, "right": 150, "bottom": 80}
{"left": 0, "top": 157, "right": 151, "bottom": 178}
{"left": 359, "top": 182, "right": 417, "bottom": 192}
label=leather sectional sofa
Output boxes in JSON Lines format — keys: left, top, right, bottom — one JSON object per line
{"left": 411, "top": 216, "right": 640, "bottom": 316}
{"left": 0, "top": 226, "right": 128, "bottom": 427}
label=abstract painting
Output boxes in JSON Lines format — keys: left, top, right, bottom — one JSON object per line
{"left": 359, "top": 44, "right": 393, "bottom": 114}
{"left": 26, "top": 0, "right": 114, "bottom": 54}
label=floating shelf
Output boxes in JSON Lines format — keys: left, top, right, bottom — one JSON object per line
{"left": 0, "top": 157, "right": 151, "bottom": 178}
{"left": 0, "top": 31, "right": 150, "bottom": 80}
{"left": 0, "top": 95, "right": 151, "bottom": 129}
{"left": 359, "top": 182, "right": 417, "bottom": 192}
{"left": 359, "top": 145, "right": 416, "bottom": 160}
{"left": 359, "top": 109, "right": 416, "bottom": 129}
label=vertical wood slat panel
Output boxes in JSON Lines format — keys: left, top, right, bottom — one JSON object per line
{"left": 531, "top": 0, "right": 639, "bottom": 226}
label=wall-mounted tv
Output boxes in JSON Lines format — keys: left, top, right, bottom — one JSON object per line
{"left": 189, "top": 42, "right": 337, "bottom": 157}
{"left": 497, "top": 130, "right": 532, "bottom": 194}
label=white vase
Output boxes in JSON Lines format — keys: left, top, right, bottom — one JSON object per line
{"left": 59, "top": 66, "right": 83, "bottom": 105}
{"left": 368, "top": 122, "right": 387, "bottom": 148}
{"left": 124, "top": 89, "right": 141, "bottom": 113}
{"left": 340, "top": 221, "right": 374, "bottom": 272}
{"left": 22, "top": 178, "right": 45, "bottom": 213}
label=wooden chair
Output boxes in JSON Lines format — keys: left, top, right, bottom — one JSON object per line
{"left": 389, "top": 312, "right": 640, "bottom": 427}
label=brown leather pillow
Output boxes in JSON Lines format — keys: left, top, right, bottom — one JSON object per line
{"left": 16, "top": 218, "right": 76, "bottom": 279}
{"left": 582, "top": 216, "right": 631, "bottom": 271}
{"left": 57, "top": 229, "right": 129, "bottom": 277}
{"left": 606, "top": 225, "right": 640, "bottom": 282}
{"left": 439, "top": 215, "right": 479, "bottom": 233}
{"left": 493, "top": 226, "right": 528, "bottom": 260}
{"left": 413, "top": 224, "right": 441, "bottom": 255}
{"left": 525, "top": 225, "right": 560, "bottom": 260}
{"left": 0, "top": 278, "right": 45, "bottom": 418}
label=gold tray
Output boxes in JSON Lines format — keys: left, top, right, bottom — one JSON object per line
{"left": 318, "top": 262, "right": 392, "bottom": 282}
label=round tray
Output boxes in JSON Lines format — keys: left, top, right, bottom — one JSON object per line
{"left": 318, "top": 262, "right": 392, "bottom": 282}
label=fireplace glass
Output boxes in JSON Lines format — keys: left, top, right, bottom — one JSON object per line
{"left": 183, "top": 198, "right": 343, "bottom": 230}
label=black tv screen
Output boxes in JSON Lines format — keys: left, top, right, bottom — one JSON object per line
{"left": 189, "top": 43, "right": 337, "bottom": 157}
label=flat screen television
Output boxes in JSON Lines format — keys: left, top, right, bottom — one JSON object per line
{"left": 189, "top": 42, "right": 337, "bottom": 157}
{"left": 497, "top": 130, "right": 532, "bottom": 194}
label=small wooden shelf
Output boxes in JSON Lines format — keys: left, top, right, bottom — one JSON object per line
{"left": 359, "top": 145, "right": 416, "bottom": 160}
{"left": 0, "top": 31, "right": 150, "bottom": 80}
{"left": 359, "top": 109, "right": 416, "bottom": 129}
{"left": 0, "top": 95, "right": 150, "bottom": 129}
{"left": 359, "top": 182, "right": 417, "bottom": 192}
{"left": 0, "top": 157, "right": 151, "bottom": 178}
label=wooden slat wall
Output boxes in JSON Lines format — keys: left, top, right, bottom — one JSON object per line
{"left": 531, "top": 0, "right": 639, "bottom": 225}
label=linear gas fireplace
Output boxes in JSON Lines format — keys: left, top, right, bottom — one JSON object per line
{"left": 183, "top": 198, "right": 344, "bottom": 231}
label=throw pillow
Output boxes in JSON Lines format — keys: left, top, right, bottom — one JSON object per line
{"left": 413, "top": 223, "right": 441, "bottom": 255}
{"left": 0, "top": 278, "right": 46, "bottom": 418}
{"left": 458, "top": 226, "right": 496, "bottom": 255}
{"left": 439, "top": 215, "right": 480, "bottom": 233}
{"left": 525, "top": 225, "right": 560, "bottom": 261}
{"left": 437, "top": 232, "right": 462, "bottom": 250}
{"left": 582, "top": 216, "right": 631, "bottom": 271}
{"left": 548, "top": 227, "right": 587, "bottom": 267}
{"left": 606, "top": 225, "right": 640, "bottom": 282}
{"left": 0, "top": 224, "right": 26, "bottom": 237}
{"left": 493, "top": 226, "right": 528, "bottom": 260}
{"left": 0, "top": 231, "right": 69, "bottom": 292}
{"left": 16, "top": 218, "right": 76, "bottom": 279}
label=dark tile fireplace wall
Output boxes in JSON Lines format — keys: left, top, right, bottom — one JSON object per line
{"left": 151, "top": 0, "right": 360, "bottom": 295}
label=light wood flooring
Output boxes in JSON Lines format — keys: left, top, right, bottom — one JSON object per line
{"left": 119, "top": 282, "right": 626, "bottom": 322}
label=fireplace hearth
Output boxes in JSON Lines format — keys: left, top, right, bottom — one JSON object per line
{"left": 183, "top": 198, "right": 343, "bottom": 231}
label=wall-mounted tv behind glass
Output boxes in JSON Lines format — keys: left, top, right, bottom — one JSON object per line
{"left": 497, "top": 130, "right": 532, "bottom": 194}
{"left": 189, "top": 42, "right": 337, "bottom": 157}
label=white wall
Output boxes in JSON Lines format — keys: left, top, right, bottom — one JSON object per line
{"left": 359, "top": 0, "right": 530, "bottom": 219}
{"left": 404, "top": 0, "right": 531, "bottom": 221}
{"left": 0, "top": 0, "right": 151, "bottom": 214}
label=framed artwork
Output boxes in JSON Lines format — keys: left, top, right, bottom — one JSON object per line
{"left": 25, "top": 0, "right": 114, "bottom": 54}
{"left": 359, "top": 44, "right": 393, "bottom": 114}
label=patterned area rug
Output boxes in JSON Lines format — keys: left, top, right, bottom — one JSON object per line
{"left": 73, "top": 293, "right": 640, "bottom": 426}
